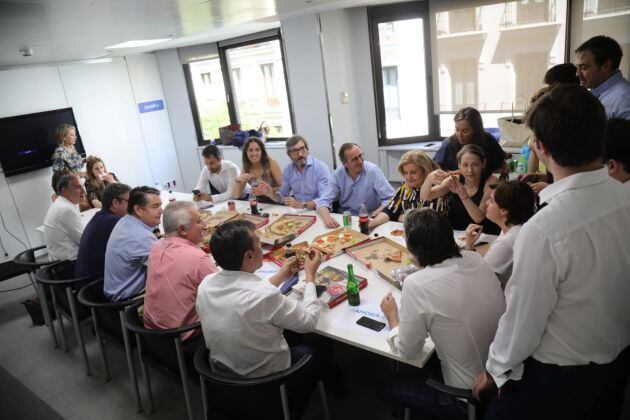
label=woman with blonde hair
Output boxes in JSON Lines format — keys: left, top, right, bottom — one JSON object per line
{"left": 85, "top": 156, "right": 119, "bottom": 208}
{"left": 51, "top": 124, "right": 85, "bottom": 175}
{"left": 369, "top": 150, "right": 440, "bottom": 229}
{"left": 232, "top": 137, "right": 282, "bottom": 202}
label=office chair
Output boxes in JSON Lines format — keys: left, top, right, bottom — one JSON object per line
{"left": 193, "top": 345, "right": 331, "bottom": 420}
{"left": 124, "top": 299, "right": 200, "bottom": 420}
{"left": 76, "top": 278, "right": 143, "bottom": 412}
{"left": 34, "top": 260, "right": 94, "bottom": 375}
{"left": 13, "top": 245, "right": 60, "bottom": 348}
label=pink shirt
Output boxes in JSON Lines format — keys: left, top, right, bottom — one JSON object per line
{"left": 144, "top": 236, "right": 219, "bottom": 340}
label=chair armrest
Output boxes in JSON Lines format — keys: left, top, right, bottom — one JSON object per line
{"left": 425, "top": 378, "right": 474, "bottom": 401}
{"left": 124, "top": 300, "right": 201, "bottom": 337}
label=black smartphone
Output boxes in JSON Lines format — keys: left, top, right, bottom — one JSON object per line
{"left": 192, "top": 189, "right": 201, "bottom": 195}
{"left": 280, "top": 274, "right": 299, "bottom": 295}
{"left": 356, "top": 316, "right": 386, "bottom": 332}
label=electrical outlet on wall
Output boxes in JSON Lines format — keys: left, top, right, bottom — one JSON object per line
{"left": 163, "top": 179, "right": 177, "bottom": 190}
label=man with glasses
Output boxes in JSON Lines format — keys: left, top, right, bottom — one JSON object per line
{"left": 317, "top": 143, "right": 394, "bottom": 229}
{"left": 104, "top": 186, "right": 163, "bottom": 301}
{"left": 75, "top": 183, "right": 131, "bottom": 279}
{"left": 43, "top": 174, "right": 88, "bottom": 261}
{"left": 258, "top": 135, "right": 332, "bottom": 209}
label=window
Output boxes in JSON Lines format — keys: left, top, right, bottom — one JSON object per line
{"left": 183, "top": 31, "right": 294, "bottom": 145}
{"left": 369, "top": 2, "right": 438, "bottom": 145}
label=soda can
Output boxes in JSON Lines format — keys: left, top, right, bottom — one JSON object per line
{"left": 228, "top": 200, "right": 236, "bottom": 212}
{"left": 343, "top": 211, "right": 352, "bottom": 227}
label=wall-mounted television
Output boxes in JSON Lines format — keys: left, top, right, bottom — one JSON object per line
{"left": 0, "top": 107, "right": 86, "bottom": 177}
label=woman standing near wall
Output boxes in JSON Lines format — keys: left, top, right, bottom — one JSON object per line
{"left": 51, "top": 124, "right": 85, "bottom": 175}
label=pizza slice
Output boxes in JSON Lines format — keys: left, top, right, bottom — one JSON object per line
{"left": 385, "top": 250, "right": 403, "bottom": 263}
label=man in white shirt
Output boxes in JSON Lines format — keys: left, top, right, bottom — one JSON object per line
{"left": 196, "top": 219, "right": 323, "bottom": 418}
{"left": 43, "top": 174, "right": 86, "bottom": 261}
{"left": 473, "top": 84, "right": 630, "bottom": 420}
{"left": 379, "top": 208, "right": 505, "bottom": 419}
{"left": 192, "top": 145, "right": 240, "bottom": 203}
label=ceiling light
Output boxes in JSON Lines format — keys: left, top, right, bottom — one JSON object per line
{"left": 105, "top": 38, "right": 171, "bottom": 50}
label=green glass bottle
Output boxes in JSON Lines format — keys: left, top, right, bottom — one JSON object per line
{"left": 346, "top": 263, "right": 360, "bottom": 306}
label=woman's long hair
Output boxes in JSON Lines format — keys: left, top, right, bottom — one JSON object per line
{"left": 242, "top": 137, "right": 270, "bottom": 173}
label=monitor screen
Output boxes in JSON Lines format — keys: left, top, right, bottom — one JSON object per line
{"left": 0, "top": 108, "right": 86, "bottom": 177}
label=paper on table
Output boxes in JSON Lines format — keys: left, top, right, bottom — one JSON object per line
{"left": 256, "top": 261, "right": 281, "bottom": 279}
{"left": 331, "top": 299, "right": 391, "bottom": 338}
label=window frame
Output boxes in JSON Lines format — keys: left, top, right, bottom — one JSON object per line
{"left": 368, "top": 1, "right": 439, "bottom": 146}
{"left": 184, "top": 31, "right": 295, "bottom": 146}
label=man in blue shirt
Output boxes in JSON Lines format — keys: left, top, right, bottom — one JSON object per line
{"left": 258, "top": 135, "right": 332, "bottom": 210}
{"left": 317, "top": 143, "right": 395, "bottom": 229}
{"left": 104, "top": 186, "right": 162, "bottom": 301}
{"left": 75, "top": 183, "right": 131, "bottom": 280}
{"left": 575, "top": 35, "right": 630, "bottom": 120}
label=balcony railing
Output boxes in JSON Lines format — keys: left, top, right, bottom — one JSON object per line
{"left": 584, "top": 0, "right": 630, "bottom": 17}
{"left": 436, "top": 8, "right": 481, "bottom": 35}
{"left": 501, "top": 0, "right": 557, "bottom": 28}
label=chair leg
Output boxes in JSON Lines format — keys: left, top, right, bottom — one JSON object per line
{"left": 279, "top": 383, "right": 291, "bottom": 420}
{"left": 119, "top": 310, "right": 142, "bottom": 413}
{"left": 135, "top": 332, "right": 155, "bottom": 414}
{"left": 66, "top": 288, "right": 91, "bottom": 376}
{"left": 404, "top": 406, "right": 411, "bottom": 420}
{"left": 30, "top": 272, "right": 57, "bottom": 349}
{"left": 50, "top": 288, "right": 68, "bottom": 352}
{"left": 469, "top": 403, "right": 476, "bottom": 420}
{"left": 317, "top": 380, "right": 331, "bottom": 420}
{"left": 200, "top": 375, "right": 209, "bottom": 420}
{"left": 91, "top": 308, "right": 110, "bottom": 382}
{"left": 174, "top": 338, "right": 194, "bottom": 420}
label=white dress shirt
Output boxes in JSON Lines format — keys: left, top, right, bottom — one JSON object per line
{"left": 42, "top": 196, "right": 84, "bottom": 261}
{"left": 196, "top": 270, "right": 321, "bottom": 378}
{"left": 387, "top": 251, "right": 505, "bottom": 388}
{"left": 484, "top": 225, "right": 521, "bottom": 288}
{"left": 194, "top": 160, "right": 240, "bottom": 203}
{"left": 487, "top": 168, "right": 630, "bottom": 387}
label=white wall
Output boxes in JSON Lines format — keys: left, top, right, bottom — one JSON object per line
{"left": 281, "top": 14, "right": 336, "bottom": 169}
{"left": 319, "top": 8, "right": 380, "bottom": 164}
{"left": 155, "top": 49, "right": 203, "bottom": 192}
{"left": 0, "top": 56, "right": 179, "bottom": 262}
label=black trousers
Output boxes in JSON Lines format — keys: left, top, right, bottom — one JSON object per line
{"left": 485, "top": 345, "right": 630, "bottom": 420}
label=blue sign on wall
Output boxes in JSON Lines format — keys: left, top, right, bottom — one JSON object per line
{"left": 138, "top": 99, "right": 165, "bottom": 113}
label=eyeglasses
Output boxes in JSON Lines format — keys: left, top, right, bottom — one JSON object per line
{"left": 289, "top": 146, "right": 307, "bottom": 155}
{"left": 348, "top": 153, "right": 364, "bottom": 164}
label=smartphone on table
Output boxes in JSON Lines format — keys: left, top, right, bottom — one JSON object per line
{"left": 356, "top": 316, "right": 386, "bottom": 332}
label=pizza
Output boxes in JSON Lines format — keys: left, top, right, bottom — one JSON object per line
{"left": 391, "top": 229, "right": 404, "bottom": 237}
{"left": 270, "top": 219, "right": 301, "bottom": 235}
{"left": 312, "top": 230, "right": 362, "bottom": 255}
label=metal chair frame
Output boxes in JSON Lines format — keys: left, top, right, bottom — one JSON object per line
{"left": 124, "top": 299, "right": 200, "bottom": 420}
{"left": 403, "top": 379, "right": 481, "bottom": 420}
{"left": 34, "top": 261, "right": 94, "bottom": 376}
{"left": 13, "top": 245, "right": 60, "bottom": 348}
{"left": 77, "top": 279, "right": 144, "bottom": 413}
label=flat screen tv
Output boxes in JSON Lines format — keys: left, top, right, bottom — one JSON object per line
{"left": 0, "top": 107, "right": 86, "bottom": 177}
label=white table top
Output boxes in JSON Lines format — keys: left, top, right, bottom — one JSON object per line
{"left": 191, "top": 192, "right": 435, "bottom": 368}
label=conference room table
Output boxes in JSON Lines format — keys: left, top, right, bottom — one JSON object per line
{"left": 186, "top": 191, "right": 435, "bottom": 368}
{"left": 38, "top": 190, "right": 497, "bottom": 369}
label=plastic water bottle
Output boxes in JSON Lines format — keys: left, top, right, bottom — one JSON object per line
{"left": 168, "top": 190, "right": 176, "bottom": 202}
{"left": 359, "top": 204, "right": 369, "bottom": 235}
{"left": 517, "top": 143, "right": 529, "bottom": 174}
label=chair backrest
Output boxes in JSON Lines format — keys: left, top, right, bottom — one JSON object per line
{"left": 193, "top": 345, "right": 312, "bottom": 419}
{"left": 13, "top": 245, "right": 58, "bottom": 269}
{"left": 77, "top": 278, "right": 141, "bottom": 344}
{"left": 124, "top": 300, "right": 200, "bottom": 374}
{"left": 35, "top": 261, "right": 93, "bottom": 319}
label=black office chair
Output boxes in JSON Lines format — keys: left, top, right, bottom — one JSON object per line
{"left": 76, "top": 279, "right": 143, "bottom": 412}
{"left": 124, "top": 299, "right": 200, "bottom": 420}
{"left": 34, "top": 260, "right": 94, "bottom": 375}
{"left": 193, "top": 346, "right": 331, "bottom": 420}
{"left": 13, "top": 245, "right": 60, "bottom": 348}
{"left": 401, "top": 379, "right": 484, "bottom": 420}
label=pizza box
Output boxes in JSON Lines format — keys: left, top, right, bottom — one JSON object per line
{"left": 291, "top": 266, "right": 368, "bottom": 309}
{"left": 344, "top": 237, "right": 413, "bottom": 290}
{"left": 266, "top": 241, "right": 310, "bottom": 268}
{"left": 311, "top": 227, "right": 369, "bottom": 257}
{"left": 234, "top": 213, "right": 269, "bottom": 229}
{"left": 257, "top": 214, "right": 316, "bottom": 246}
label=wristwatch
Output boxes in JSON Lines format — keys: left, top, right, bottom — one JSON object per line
{"left": 302, "top": 201, "right": 308, "bottom": 209}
